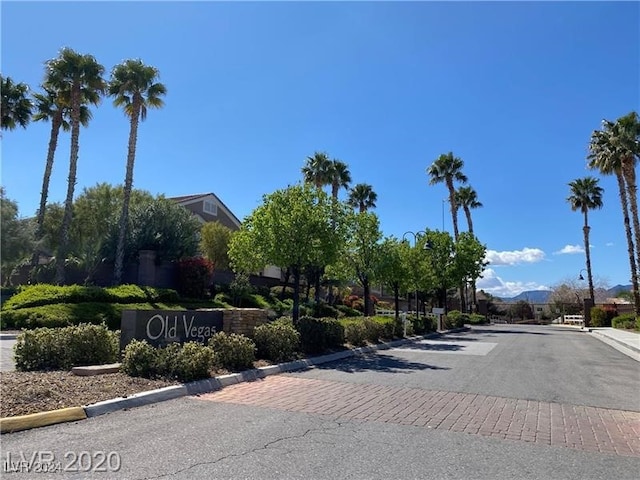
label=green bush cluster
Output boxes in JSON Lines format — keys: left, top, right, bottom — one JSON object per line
{"left": 445, "top": 311, "right": 467, "bottom": 329}
{"left": 253, "top": 317, "right": 300, "bottom": 362}
{"left": 312, "top": 302, "right": 340, "bottom": 319}
{"left": 612, "top": 313, "right": 638, "bottom": 330}
{"left": 3, "top": 284, "right": 179, "bottom": 310}
{"left": 411, "top": 315, "right": 436, "bottom": 334}
{"left": 121, "top": 340, "right": 213, "bottom": 382}
{"left": 343, "top": 321, "right": 367, "bottom": 346}
{"left": 208, "top": 332, "right": 256, "bottom": 371}
{"left": 335, "top": 304, "right": 363, "bottom": 318}
{"left": 1, "top": 302, "right": 184, "bottom": 330}
{"left": 590, "top": 307, "right": 615, "bottom": 328}
{"left": 14, "top": 323, "right": 119, "bottom": 371}
{"left": 297, "top": 316, "right": 345, "bottom": 354}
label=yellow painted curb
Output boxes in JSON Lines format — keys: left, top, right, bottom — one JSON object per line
{"left": 1, "top": 406, "right": 87, "bottom": 434}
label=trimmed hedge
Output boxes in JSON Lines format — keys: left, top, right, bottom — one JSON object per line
{"left": 253, "top": 318, "right": 300, "bottom": 362}
{"left": 1, "top": 302, "right": 185, "bottom": 330}
{"left": 208, "top": 332, "right": 256, "bottom": 371}
{"left": 3, "top": 284, "right": 180, "bottom": 311}
{"left": 612, "top": 313, "right": 638, "bottom": 330}
{"left": 121, "top": 340, "right": 213, "bottom": 381}
{"left": 14, "top": 323, "right": 119, "bottom": 371}
{"left": 297, "top": 316, "right": 345, "bottom": 354}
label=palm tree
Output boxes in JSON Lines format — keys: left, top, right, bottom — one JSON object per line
{"left": 427, "top": 152, "right": 468, "bottom": 240}
{"left": 327, "top": 159, "right": 351, "bottom": 200}
{"left": 1, "top": 75, "right": 33, "bottom": 131}
{"left": 567, "top": 177, "right": 604, "bottom": 308}
{"left": 588, "top": 112, "right": 640, "bottom": 315}
{"left": 302, "top": 152, "right": 331, "bottom": 190}
{"left": 109, "top": 59, "right": 167, "bottom": 285}
{"left": 45, "top": 47, "right": 106, "bottom": 285}
{"left": 30, "top": 87, "right": 92, "bottom": 269}
{"left": 348, "top": 183, "right": 377, "bottom": 213}
{"left": 455, "top": 185, "right": 483, "bottom": 310}
{"left": 455, "top": 186, "right": 482, "bottom": 234}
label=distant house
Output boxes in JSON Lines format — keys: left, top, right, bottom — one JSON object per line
{"left": 170, "top": 193, "right": 241, "bottom": 231}
{"left": 170, "top": 192, "right": 282, "bottom": 281}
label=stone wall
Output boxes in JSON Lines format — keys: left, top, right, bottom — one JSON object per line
{"left": 220, "top": 308, "right": 270, "bottom": 337}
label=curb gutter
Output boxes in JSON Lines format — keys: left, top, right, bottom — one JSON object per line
{"left": 1, "top": 327, "right": 469, "bottom": 434}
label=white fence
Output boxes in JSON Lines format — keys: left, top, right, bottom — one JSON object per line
{"left": 562, "top": 314, "right": 584, "bottom": 326}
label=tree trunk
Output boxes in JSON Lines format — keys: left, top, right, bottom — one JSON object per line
{"left": 114, "top": 101, "right": 140, "bottom": 285}
{"left": 55, "top": 84, "right": 81, "bottom": 285}
{"left": 31, "top": 113, "right": 63, "bottom": 272}
{"left": 393, "top": 282, "right": 400, "bottom": 322}
{"left": 616, "top": 172, "right": 640, "bottom": 316}
{"left": 583, "top": 210, "right": 595, "bottom": 306}
{"left": 446, "top": 180, "right": 459, "bottom": 240}
{"left": 464, "top": 206, "right": 473, "bottom": 234}
{"left": 622, "top": 159, "right": 640, "bottom": 287}
{"left": 280, "top": 267, "right": 290, "bottom": 300}
{"left": 314, "top": 266, "right": 322, "bottom": 304}
{"left": 292, "top": 266, "right": 301, "bottom": 325}
{"left": 363, "top": 277, "right": 371, "bottom": 316}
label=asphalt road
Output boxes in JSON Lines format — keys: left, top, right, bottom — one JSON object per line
{"left": 2, "top": 325, "right": 639, "bottom": 480}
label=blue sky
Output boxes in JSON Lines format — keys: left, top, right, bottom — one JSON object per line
{"left": 1, "top": 1, "right": 638, "bottom": 297}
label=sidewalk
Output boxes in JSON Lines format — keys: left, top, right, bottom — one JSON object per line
{"left": 589, "top": 327, "right": 640, "bottom": 362}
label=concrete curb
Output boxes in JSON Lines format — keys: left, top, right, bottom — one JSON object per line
{"left": 1, "top": 327, "right": 469, "bottom": 432}
{"left": 0, "top": 407, "right": 86, "bottom": 434}
{"left": 589, "top": 330, "right": 640, "bottom": 362}
{"left": 0, "top": 333, "right": 18, "bottom": 340}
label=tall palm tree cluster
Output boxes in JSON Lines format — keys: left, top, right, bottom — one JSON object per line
{"left": 301, "top": 151, "right": 377, "bottom": 212}
{"left": 585, "top": 112, "right": 640, "bottom": 316}
{"left": 1, "top": 48, "right": 166, "bottom": 286}
{"left": 426, "top": 152, "right": 482, "bottom": 312}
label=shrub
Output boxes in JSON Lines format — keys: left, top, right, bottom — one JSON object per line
{"left": 14, "top": 323, "right": 118, "bottom": 371}
{"left": 122, "top": 340, "right": 214, "bottom": 381}
{"left": 369, "top": 316, "right": 396, "bottom": 339}
{"left": 177, "top": 257, "right": 214, "bottom": 299}
{"left": 312, "top": 302, "right": 340, "bottom": 319}
{"left": 468, "top": 314, "right": 488, "bottom": 325}
{"left": 612, "top": 313, "right": 637, "bottom": 330}
{"left": 170, "top": 342, "right": 214, "bottom": 382}
{"left": 343, "top": 321, "right": 367, "bottom": 346}
{"left": 253, "top": 319, "right": 300, "bottom": 362}
{"left": 590, "top": 307, "right": 609, "bottom": 328}
{"left": 446, "top": 310, "right": 468, "bottom": 329}
{"left": 336, "top": 304, "right": 362, "bottom": 318}
{"left": 208, "top": 332, "right": 256, "bottom": 371}
{"left": 297, "top": 316, "right": 345, "bottom": 354}
{"left": 270, "top": 285, "right": 294, "bottom": 300}
{"left": 1, "top": 302, "right": 184, "bottom": 330}
{"left": 2, "top": 284, "right": 180, "bottom": 310}
{"left": 121, "top": 339, "right": 159, "bottom": 378}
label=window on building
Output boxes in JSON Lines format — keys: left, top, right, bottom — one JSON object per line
{"left": 203, "top": 200, "right": 217, "bottom": 215}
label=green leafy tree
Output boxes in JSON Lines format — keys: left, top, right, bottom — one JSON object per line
{"left": 378, "top": 237, "right": 412, "bottom": 321}
{"left": 452, "top": 232, "right": 488, "bottom": 312}
{"left": 423, "top": 230, "right": 457, "bottom": 313}
{"left": 1, "top": 75, "right": 32, "bottom": 131}
{"left": 228, "top": 184, "right": 346, "bottom": 323}
{"left": 340, "top": 211, "right": 383, "bottom": 316}
{"left": 1, "top": 188, "right": 35, "bottom": 285}
{"left": 588, "top": 111, "right": 640, "bottom": 315}
{"left": 200, "top": 221, "right": 233, "bottom": 271}
{"left": 347, "top": 183, "right": 378, "bottom": 213}
{"left": 109, "top": 59, "right": 167, "bottom": 285}
{"left": 45, "top": 47, "right": 106, "bottom": 284}
{"left": 567, "top": 176, "right": 604, "bottom": 307}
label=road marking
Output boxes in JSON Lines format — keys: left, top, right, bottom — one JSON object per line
{"left": 195, "top": 375, "right": 640, "bottom": 457}
{"left": 391, "top": 340, "right": 498, "bottom": 356}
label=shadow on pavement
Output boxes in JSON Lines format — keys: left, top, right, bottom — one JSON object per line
{"left": 472, "top": 329, "right": 549, "bottom": 336}
{"left": 314, "top": 352, "right": 450, "bottom": 374}
{"left": 396, "top": 342, "right": 466, "bottom": 352}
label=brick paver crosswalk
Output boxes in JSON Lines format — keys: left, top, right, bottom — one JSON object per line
{"left": 196, "top": 376, "right": 640, "bottom": 457}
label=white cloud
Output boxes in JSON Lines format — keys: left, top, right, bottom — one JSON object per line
{"left": 554, "top": 244, "right": 584, "bottom": 255}
{"left": 605, "top": 242, "right": 614, "bottom": 247}
{"left": 484, "top": 248, "right": 545, "bottom": 266}
{"left": 476, "top": 269, "right": 551, "bottom": 298}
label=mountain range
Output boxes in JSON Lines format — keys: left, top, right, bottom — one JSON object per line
{"left": 497, "top": 285, "right": 632, "bottom": 304}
